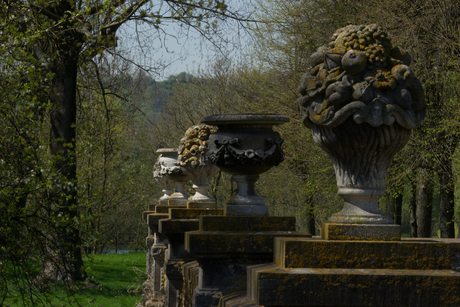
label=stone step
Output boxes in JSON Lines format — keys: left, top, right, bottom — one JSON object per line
{"left": 274, "top": 237, "right": 454, "bottom": 270}
{"left": 185, "top": 231, "right": 307, "bottom": 255}
{"left": 159, "top": 219, "right": 200, "bottom": 235}
{"left": 199, "top": 216, "right": 297, "bottom": 232}
{"left": 248, "top": 263, "right": 460, "bottom": 307}
{"left": 169, "top": 208, "right": 223, "bottom": 219}
{"left": 219, "top": 291, "right": 259, "bottom": 307}
{"left": 143, "top": 210, "right": 156, "bottom": 221}
{"left": 147, "top": 213, "right": 170, "bottom": 234}
{"left": 148, "top": 204, "right": 157, "bottom": 211}
{"left": 155, "top": 204, "right": 187, "bottom": 213}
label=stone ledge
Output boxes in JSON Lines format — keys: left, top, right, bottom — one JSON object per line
{"left": 321, "top": 223, "right": 401, "bottom": 241}
{"left": 155, "top": 204, "right": 187, "bottom": 213}
{"left": 143, "top": 210, "right": 156, "bottom": 221}
{"left": 248, "top": 263, "right": 460, "bottom": 307}
{"left": 169, "top": 208, "right": 223, "bottom": 219}
{"left": 199, "top": 216, "right": 297, "bottom": 232}
{"left": 219, "top": 291, "right": 259, "bottom": 307}
{"left": 147, "top": 213, "right": 169, "bottom": 227}
{"left": 185, "top": 231, "right": 308, "bottom": 255}
{"left": 274, "top": 237, "right": 451, "bottom": 270}
{"left": 159, "top": 219, "right": 199, "bottom": 234}
{"left": 187, "top": 201, "right": 217, "bottom": 209}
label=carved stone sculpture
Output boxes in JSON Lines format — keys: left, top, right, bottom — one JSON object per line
{"left": 153, "top": 148, "right": 176, "bottom": 205}
{"left": 202, "top": 114, "right": 289, "bottom": 216}
{"left": 155, "top": 148, "right": 189, "bottom": 205}
{"left": 297, "top": 24, "right": 426, "bottom": 229}
{"left": 178, "top": 124, "right": 219, "bottom": 206}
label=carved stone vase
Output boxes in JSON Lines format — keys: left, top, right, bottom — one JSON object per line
{"left": 182, "top": 160, "right": 219, "bottom": 207}
{"left": 296, "top": 24, "right": 427, "bottom": 233}
{"left": 155, "top": 148, "right": 190, "bottom": 205}
{"left": 312, "top": 118, "right": 411, "bottom": 224}
{"left": 154, "top": 148, "right": 176, "bottom": 205}
{"left": 202, "top": 114, "right": 289, "bottom": 216}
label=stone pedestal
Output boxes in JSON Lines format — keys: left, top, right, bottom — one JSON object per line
{"left": 159, "top": 208, "right": 224, "bottom": 307}
{"left": 239, "top": 237, "right": 460, "bottom": 307}
{"left": 185, "top": 216, "right": 309, "bottom": 307}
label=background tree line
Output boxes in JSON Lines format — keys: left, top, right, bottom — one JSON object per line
{"left": 151, "top": 0, "right": 460, "bottom": 239}
{"left": 2, "top": 0, "right": 460, "bottom": 305}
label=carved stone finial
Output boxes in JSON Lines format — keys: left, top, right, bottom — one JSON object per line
{"left": 154, "top": 148, "right": 180, "bottom": 205}
{"left": 298, "top": 25, "right": 426, "bottom": 240}
{"left": 297, "top": 24, "right": 426, "bottom": 130}
{"left": 178, "top": 124, "right": 219, "bottom": 206}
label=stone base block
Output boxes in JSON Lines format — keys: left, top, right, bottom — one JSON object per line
{"left": 274, "top": 237, "right": 452, "bottom": 270}
{"left": 143, "top": 209, "right": 156, "bottom": 221}
{"left": 248, "top": 263, "right": 460, "bottom": 307}
{"left": 169, "top": 208, "right": 223, "bottom": 219}
{"left": 321, "top": 223, "right": 401, "bottom": 241}
{"left": 187, "top": 201, "right": 217, "bottom": 209}
{"left": 219, "top": 292, "right": 259, "bottom": 307}
{"left": 183, "top": 261, "right": 199, "bottom": 307}
{"left": 186, "top": 231, "right": 307, "bottom": 255}
{"left": 147, "top": 213, "right": 169, "bottom": 234}
{"left": 155, "top": 204, "right": 187, "bottom": 213}
{"left": 198, "top": 215, "right": 297, "bottom": 232}
{"left": 225, "top": 204, "right": 269, "bottom": 216}
{"left": 159, "top": 219, "right": 200, "bottom": 235}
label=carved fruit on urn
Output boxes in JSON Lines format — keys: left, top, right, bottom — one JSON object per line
{"left": 297, "top": 24, "right": 426, "bottom": 224}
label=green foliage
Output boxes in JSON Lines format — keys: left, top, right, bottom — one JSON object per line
{"left": 1, "top": 0, "right": 252, "bottom": 304}
{"left": 3, "top": 252, "right": 146, "bottom": 307}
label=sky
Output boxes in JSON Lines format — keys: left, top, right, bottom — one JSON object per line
{"left": 117, "top": 3, "right": 252, "bottom": 81}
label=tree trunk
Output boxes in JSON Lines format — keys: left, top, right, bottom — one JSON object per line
{"left": 409, "top": 178, "right": 417, "bottom": 237}
{"left": 42, "top": 29, "right": 86, "bottom": 281}
{"left": 439, "top": 162, "right": 455, "bottom": 238}
{"left": 416, "top": 169, "right": 434, "bottom": 238}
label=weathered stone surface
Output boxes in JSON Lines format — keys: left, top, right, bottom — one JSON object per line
{"left": 186, "top": 231, "right": 306, "bottom": 255}
{"left": 159, "top": 219, "right": 199, "bottom": 235}
{"left": 198, "top": 216, "right": 296, "bottom": 232}
{"left": 154, "top": 148, "right": 176, "bottom": 205}
{"left": 155, "top": 204, "right": 187, "bottom": 214}
{"left": 143, "top": 210, "right": 156, "bottom": 221}
{"left": 219, "top": 292, "right": 259, "bottom": 307}
{"left": 321, "top": 223, "right": 401, "bottom": 241}
{"left": 201, "top": 114, "right": 289, "bottom": 215}
{"left": 147, "top": 214, "right": 169, "bottom": 234}
{"left": 168, "top": 208, "right": 223, "bottom": 219}
{"left": 248, "top": 263, "right": 460, "bottom": 307}
{"left": 183, "top": 261, "right": 199, "bottom": 307}
{"left": 184, "top": 215, "right": 307, "bottom": 307}
{"left": 187, "top": 201, "right": 217, "bottom": 209}
{"left": 274, "top": 237, "right": 451, "bottom": 270}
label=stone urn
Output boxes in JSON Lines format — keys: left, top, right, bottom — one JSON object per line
{"left": 201, "top": 114, "right": 289, "bottom": 216}
{"left": 153, "top": 148, "right": 176, "bottom": 205}
{"left": 154, "top": 148, "right": 190, "bottom": 205}
{"left": 178, "top": 124, "right": 220, "bottom": 207}
{"left": 297, "top": 24, "right": 427, "bottom": 229}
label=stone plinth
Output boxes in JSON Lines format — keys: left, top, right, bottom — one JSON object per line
{"left": 184, "top": 216, "right": 309, "bottom": 307}
{"left": 321, "top": 223, "right": 401, "bottom": 241}
{"left": 239, "top": 237, "right": 460, "bottom": 307}
{"left": 159, "top": 208, "right": 224, "bottom": 307}
{"left": 183, "top": 261, "right": 200, "bottom": 307}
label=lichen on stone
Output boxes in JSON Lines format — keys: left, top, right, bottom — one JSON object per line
{"left": 297, "top": 24, "right": 427, "bottom": 129}
{"left": 178, "top": 124, "right": 217, "bottom": 167}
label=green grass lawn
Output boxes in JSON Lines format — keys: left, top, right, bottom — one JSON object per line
{"left": 3, "top": 252, "right": 146, "bottom": 307}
